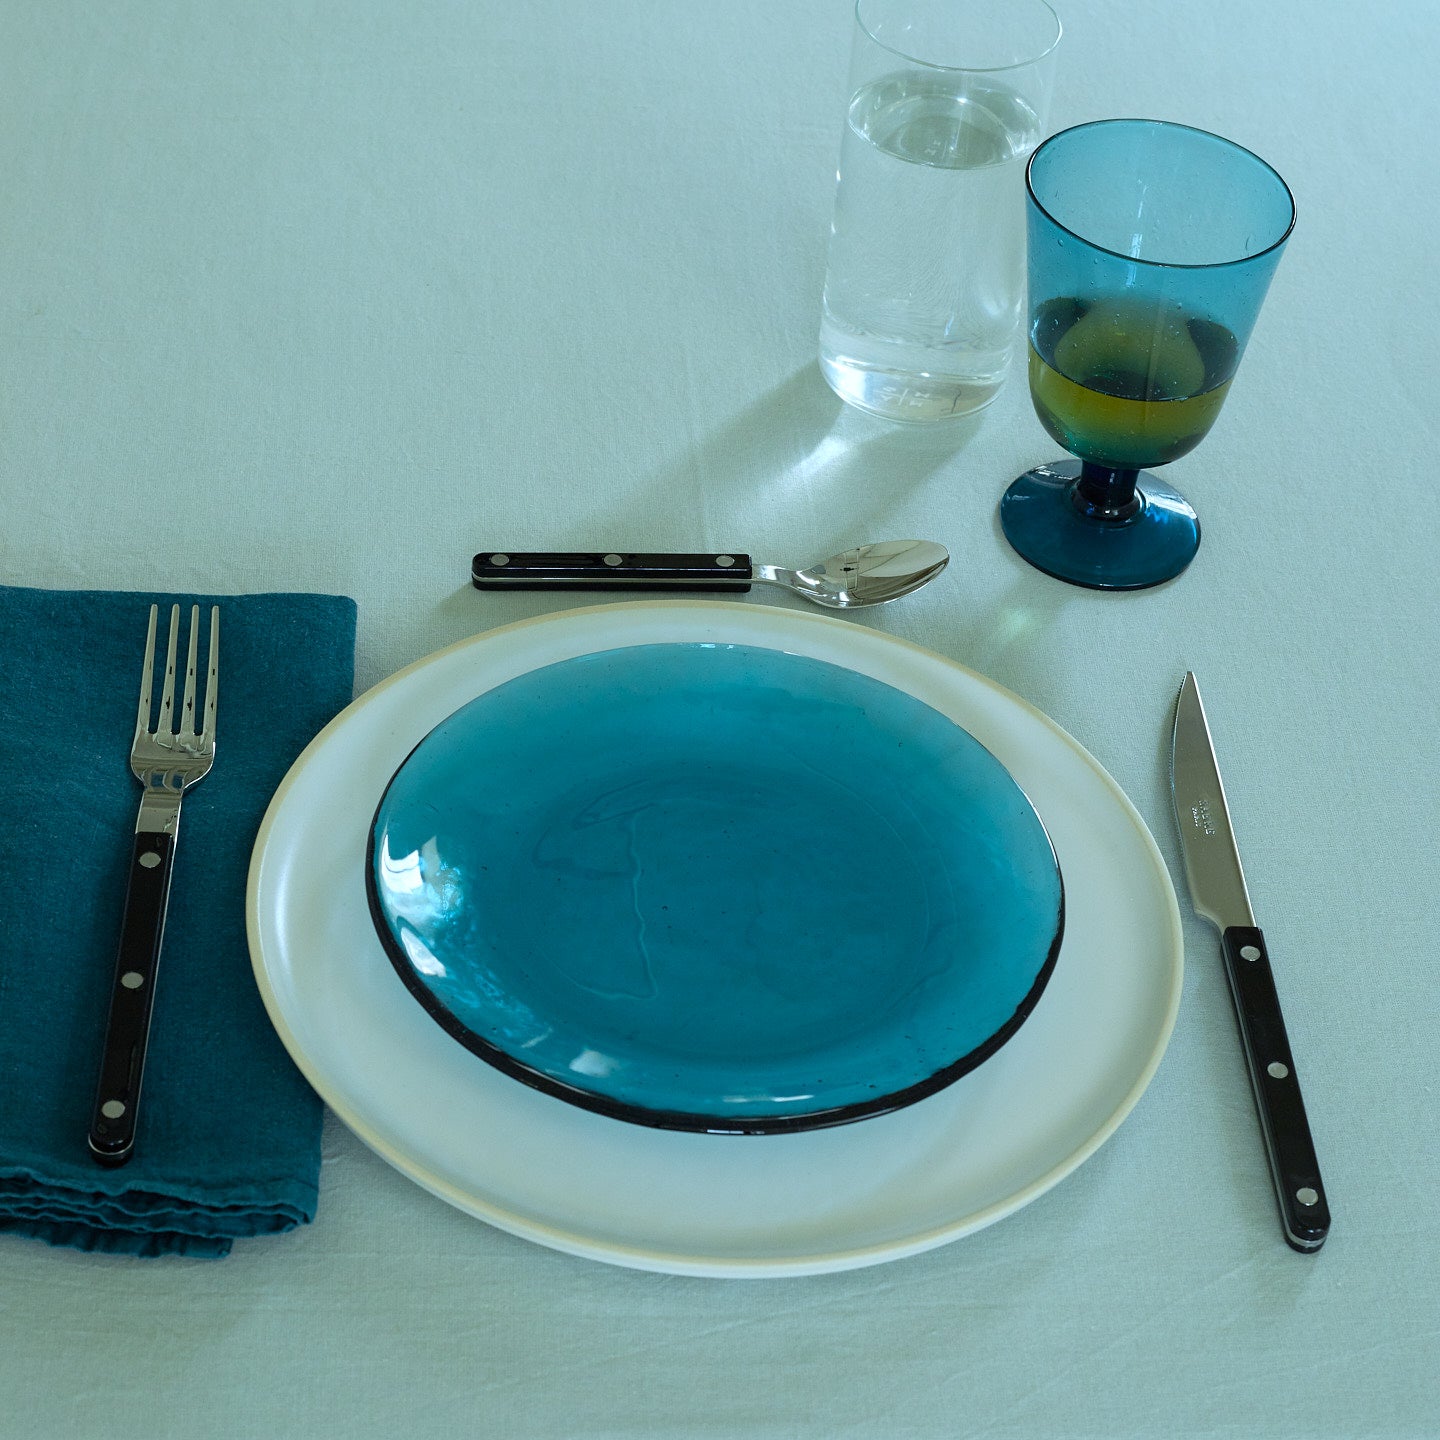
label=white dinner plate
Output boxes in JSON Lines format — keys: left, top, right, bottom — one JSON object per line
{"left": 247, "top": 601, "right": 1183, "bottom": 1277}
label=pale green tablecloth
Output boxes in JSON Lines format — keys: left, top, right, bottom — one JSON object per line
{"left": 1, "top": 1, "right": 1435, "bottom": 1436}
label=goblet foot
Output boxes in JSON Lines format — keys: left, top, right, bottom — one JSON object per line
{"left": 999, "top": 459, "right": 1201, "bottom": 591}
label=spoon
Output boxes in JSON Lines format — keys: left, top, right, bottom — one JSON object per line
{"left": 470, "top": 540, "right": 949, "bottom": 610}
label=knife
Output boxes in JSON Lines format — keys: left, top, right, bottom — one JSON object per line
{"left": 1169, "top": 672, "right": 1330, "bottom": 1253}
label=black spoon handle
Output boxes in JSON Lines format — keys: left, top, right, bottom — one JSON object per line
{"left": 472, "top": 550, "right": 754, "bottom": 592}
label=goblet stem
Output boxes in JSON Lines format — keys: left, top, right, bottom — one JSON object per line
{"left": 1071, "top": 463, "right": 1143, "bottom": 523}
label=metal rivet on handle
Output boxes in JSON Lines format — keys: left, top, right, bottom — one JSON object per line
{"left": 101, "top": 1100, "right": 126, "bottom": 1120}
{"left": 489, "top": 553, "right": 510, "bottom": 566}
{"left": 1240, "top": 945, "right": 1261, "bottom": 961}
{"left": 715, "top": 554, "right": 736, "bottom": 567}
{"left": 121, "top": 971, "right": 145, "bottom": 990}
{"left": 1296, "top": 1187, "right": 1320, "bottom": 1207}
{"left": 139, "top": 851, "right": 161, "bottom": 869}
{"left": 1267, "top": 1061, "right": 1289, "bottom": 1079}
{"left": 603, "top": 554, "right": 623, "bottom": 566}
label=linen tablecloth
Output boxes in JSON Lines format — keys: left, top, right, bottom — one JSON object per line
{"left": 0, "top": 1, "right": 1435, "bottom": 1436}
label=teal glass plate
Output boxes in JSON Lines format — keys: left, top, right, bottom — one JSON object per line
{"left": 366, "top": 642, "right": 1064, "bottom": 1134}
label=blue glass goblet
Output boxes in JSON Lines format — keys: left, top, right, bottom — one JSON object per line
{"left": 1000, "top": 119, "right": 1294, "bottom": 590}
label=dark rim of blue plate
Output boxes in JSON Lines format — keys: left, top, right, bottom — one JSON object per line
{"left": 363, "top": 662, "right": 1066, "bottom": 1137}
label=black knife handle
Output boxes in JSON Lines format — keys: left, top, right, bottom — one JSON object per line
{"left": 88, "top": 830, "right": 177, "bottom": 1167}
{"left": 471, "top": 551, "right": 754, "bottom": 593}
{"left": 1220, "top": 924, "right": 1330, "bottom": 1252}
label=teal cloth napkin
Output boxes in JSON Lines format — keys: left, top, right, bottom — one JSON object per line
{"left": 0, "top": 586, "right": 357, "bottom": 1257}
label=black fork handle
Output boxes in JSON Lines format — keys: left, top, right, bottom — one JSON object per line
{"left": 88, "top": 829, "right": 177, "bottom": 1166}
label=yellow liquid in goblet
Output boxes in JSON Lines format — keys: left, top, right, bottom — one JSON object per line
{"left": 1028, "top": 296, "right": 1239, "bottom": 470}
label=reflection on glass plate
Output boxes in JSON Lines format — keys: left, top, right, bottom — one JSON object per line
{"left": 367, "top": 643, "right": 1064, "bottom": 1133}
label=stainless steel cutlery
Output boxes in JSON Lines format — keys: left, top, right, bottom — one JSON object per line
{"left": 89, "top": 604, "right": 219, "bottom": 1166}
{"left": 1170, "top": 672, "right": 1329, "bottom": 1252}
{"left": 471, "top": 540, "right": 949, "bottom": 609}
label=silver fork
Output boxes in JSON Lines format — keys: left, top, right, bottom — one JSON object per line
{"left": 89, "top": 603, "right": 219, "bottom": 1166}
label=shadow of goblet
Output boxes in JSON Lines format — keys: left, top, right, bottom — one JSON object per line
{"left": 939, "top": 572, "right": 1075, "bottom": 715}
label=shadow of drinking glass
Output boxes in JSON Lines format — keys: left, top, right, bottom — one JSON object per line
{"left": 429, "top": 362, "right": 996, "bottom": 656}
{"left": 576, "top": 362, "right": 990, "bottom": 559}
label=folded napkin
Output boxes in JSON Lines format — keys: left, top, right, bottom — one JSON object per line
{"left": 0, "top": 586, "right": 357, "bottom": 1257}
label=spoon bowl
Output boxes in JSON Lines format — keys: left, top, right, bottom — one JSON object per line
{"left": 759, "top": 540, "right": 950, "bottom": 608}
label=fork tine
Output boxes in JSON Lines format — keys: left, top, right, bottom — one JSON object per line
{"left": 156, "top": 604, "right": 181, "bottom": 736}
{"left": 201, "top": 607, "right": 219, "bottom": 743}
{"left": 179, "top": 605, "right": 200, "bottom": 738}
{"left": 135, "top": 605, "right": 159, "bottom": 739}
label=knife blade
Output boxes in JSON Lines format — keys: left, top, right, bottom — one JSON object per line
{"left": 1170, "top": 672, "right": 1330, "bottom": 1253}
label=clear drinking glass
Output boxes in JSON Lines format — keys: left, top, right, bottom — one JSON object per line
{"left": 999, "top": 120, "right": 1295, "bottom": 589}
{"left": 818, "top": 0, "right": 1060, "bottom": 424}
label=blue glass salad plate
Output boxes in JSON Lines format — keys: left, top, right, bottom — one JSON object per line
{"left": 366, "top": 640, "right": 1064, "bottom": 1134}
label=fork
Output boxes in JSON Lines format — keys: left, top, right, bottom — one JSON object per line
{"left": 88, "top": 603, "right": 219, "bottom": 1167}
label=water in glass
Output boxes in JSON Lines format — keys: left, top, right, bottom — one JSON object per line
{"left": 820, "top": 71, "right": 1041, "bottom": 423}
